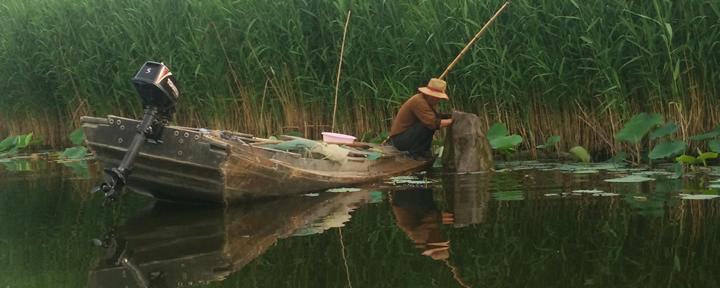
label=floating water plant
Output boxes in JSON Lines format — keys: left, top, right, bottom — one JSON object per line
{"left": 569, "top": 146, "right": 591, "bottom": 163}
{"left": 615, "top": 113, "right": 685, "bottom": 165}
{"left": 676, "top": 149, "right": 719, "bottom": 171}
{"left": 616, "top": 113, "right": 664, "bottom": 144}
{"left": 573, "top": 169, "right": 599, "bottom": 174}
{"left": 386, "top": 175, "right": 437, "bottom": 185}
{"left": 58, "top": 147, "right": 89, "bottom": 161}
{"left": 687, "top": 127, "right": 720, "bottom": 160}
{"left": 679, "top": 194, "right": 720, "bottom": 200}
{"left": 0, "top": 133, "right": 34, "bottom": 158}
{"left": 68, "top": 128, "right": 85, "bottom": 145}
{"left": 536, "top": 135, "right": 560, "bottom": 150}
{"left": 648, "top": 140, "right": 686, "bottom": 160}
{"left": 604, "top": 175, "right": 655, "bottom": 183}
{"left": 326, "top": 187, "right": 362, "bottom": 193}
{"left": 58, "top": 128, "right": 90, "bottom": 161}
{"left": 486, "top": 122, "right": 523, "bottom": 155}
{"left": 572, "top": 189, "right": 605, "bottom": 194}
{"left": 632, "top": 170, "right": 676, "bottom": 177}
{"left": 688, "top": 126, "right": 720, "bottom": 142}
{"left": 595, "top": 193, "right": 620, "bottom": 197}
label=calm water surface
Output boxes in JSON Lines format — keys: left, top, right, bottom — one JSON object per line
{"left": 2, "top": 160, "right": 720, "bottom": 288}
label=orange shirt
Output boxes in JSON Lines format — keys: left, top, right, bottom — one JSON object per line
{"left": 390, "top": 94, "right": 440, "bottom": 137}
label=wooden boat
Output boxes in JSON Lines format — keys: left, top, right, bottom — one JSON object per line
{"left": 81, "top": 115, "right": 430, "bottom": 204}
{"left": 87, "top": 190, "right": 372, "bottom": 287}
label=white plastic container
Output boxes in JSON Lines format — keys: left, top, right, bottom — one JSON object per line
{"left": 321, "top": 132, "right": 356, "bottom": 144}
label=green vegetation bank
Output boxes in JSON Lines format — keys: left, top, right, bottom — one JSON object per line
{"left": 0, "top": 0, "right": 718, "bottom": 154}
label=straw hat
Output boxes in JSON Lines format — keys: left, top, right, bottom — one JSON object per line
{"left": 421, "top": 241, "right": 450, "bottom": 260}
{"left": 418, "top": 78, "right": 449, "bottom": 100}
{"left": 422, "top": 246, "right": 450, "bottom": 260}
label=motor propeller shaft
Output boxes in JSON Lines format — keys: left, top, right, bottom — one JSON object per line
{"left": 95, "top": 107, "right": 158, "bottom": 204}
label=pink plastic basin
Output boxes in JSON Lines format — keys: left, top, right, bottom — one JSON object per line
{"left": 321, "top": 132, "right": 356, "bottom": 144}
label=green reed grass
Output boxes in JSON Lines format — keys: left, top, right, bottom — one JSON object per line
{"left": 0, "top": 0, "right": 719, "bottom": 153}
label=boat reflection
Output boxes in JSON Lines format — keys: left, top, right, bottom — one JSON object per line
{"left": 87, "top": 191, "right": 371, "bottom": 288}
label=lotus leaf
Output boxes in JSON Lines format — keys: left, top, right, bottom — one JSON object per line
{"left": 689, "top": 126, "right": 720, "bottom": 141}
{"left": 14, "top": 133, "right": 33, "bottom": 149}
{"left": 59, "top": 147, "right": 88, "bottom": 160}
{"left": 615, "top": 113, "right": 663, "bottom": 144}
{"left": 697, "top": 152, "right": 718, "bottom": 165}
{"left": 0, "top": 136, "right": 17, "bottom": 152}
{"left": 569, "top": 146, "right": 591, "bottom": 163}
{"left": 649, "top": 122, "right": 678, "bottom": 140}
{"left": 486, "top": 123, "right": 509, "bottom": 140}
{"left": 489, "top": 135, "right": 523, "bottom": 150}
{"left": 676, "top": 155, "right": 697, "bottom": 165}
{"left": 69, "top": 128, "right": 85, "bottom": 146}
{"left": 537, "top": 135, "right": 561, "bottom": 149}
{"left": 709, "top": 140, "right": 720, "bottom": 153}
{"left": 648, "top": 140, "right": 686, "bottom": 160}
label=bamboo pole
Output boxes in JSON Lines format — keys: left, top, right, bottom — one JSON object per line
{"left": 332, "top": 10, "right": 352, "bottom": 132}
{"left": 339, "top": 228, "right": 353, "bottom": 288}
{"left": 438, "top": 1, "right": 511, "bottom": 80}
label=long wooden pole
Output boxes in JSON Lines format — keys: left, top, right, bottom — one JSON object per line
{"left": 332, "top": 10, "right": 352, "bottom": 132}
{"left": 438, "top": 1, "right": 511, "bottom": 80}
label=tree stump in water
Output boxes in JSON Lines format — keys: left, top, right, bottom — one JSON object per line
{"left": 442, "top": 111, "right": 494, "bottom": 173}
{"left": 443, "top": 174, "right": 492, "bottom": 226}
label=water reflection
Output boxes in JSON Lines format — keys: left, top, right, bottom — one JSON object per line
{"left": 443, "top": 174, "right": 492, "bottom": 227}
{"left": 389, "top": 175, "right": 494, "bottom": 260}
{"left": 5, "top": 163, "right": 720, "bottom": 287}
{"left": 0, "top": 158, "right": 33, "bottom": 172}
{"left": 88, "top": 191, "right": 371, "bottom": 288}
{"left": 390, "top": 187, "right": 451, "bottom": 260}
{"left": 389, "top": 176, "right": 494, "bottom": 288}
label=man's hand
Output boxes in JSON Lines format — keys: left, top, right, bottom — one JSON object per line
{"left": 440, "top": 118, "right": 453, "bottom": 128}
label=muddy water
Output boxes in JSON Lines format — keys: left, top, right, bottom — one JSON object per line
{"left": 1, "top": 160, "right": 719, "bottom": 287}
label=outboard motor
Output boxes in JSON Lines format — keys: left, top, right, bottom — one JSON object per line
{"left": 96, "top": 61, "right": 180, "bottom": 203}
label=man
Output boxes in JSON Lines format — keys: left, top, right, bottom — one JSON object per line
{"left": 389, "top": 78, "right": 453, "bottom": 158}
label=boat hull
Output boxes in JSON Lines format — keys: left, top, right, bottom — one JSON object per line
{"left": 82, "top": 115, "right": 429, "bottom": 204}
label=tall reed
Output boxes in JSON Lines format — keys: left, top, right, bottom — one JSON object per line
{"left": 0, "top": 0, "right": 718, "bottom": 154}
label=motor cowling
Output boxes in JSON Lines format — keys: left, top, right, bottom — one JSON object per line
{"left": 132, "top": 61, "right": 180, "bottom": 119}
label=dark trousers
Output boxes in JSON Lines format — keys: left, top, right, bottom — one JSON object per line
{"left": 390, "top": 122, "right": 435, "bottom": 156}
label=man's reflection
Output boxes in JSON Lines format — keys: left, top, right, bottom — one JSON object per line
{"left": 390, "top": 187, "right": 453, "bottom": 260}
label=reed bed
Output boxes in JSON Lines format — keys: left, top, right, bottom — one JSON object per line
{"left": 0, "top": 0, "right": 719, "bottom": 154}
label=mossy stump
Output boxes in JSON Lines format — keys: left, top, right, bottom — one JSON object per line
{"left": 442, "top": 111, "right": 494, "bottom": 173}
